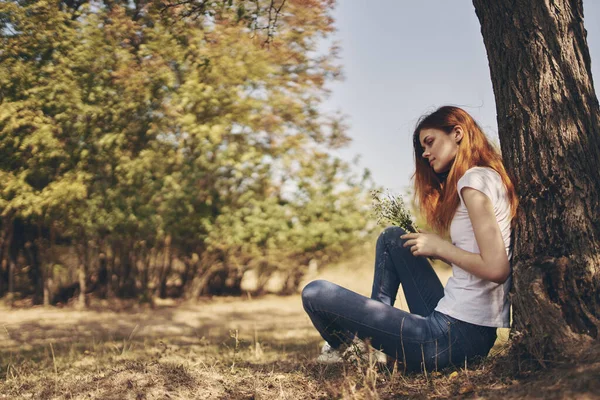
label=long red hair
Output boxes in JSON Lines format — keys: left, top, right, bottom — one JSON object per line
{"left": 411, "top": 106, "right": 519, "bottom": 235}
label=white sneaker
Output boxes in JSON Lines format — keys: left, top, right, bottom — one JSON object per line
{"left": 343, "top": 338, "right": 387, "bottom": 364}
{"left": 316, "top": 342, "right": 343, "bottom": 364}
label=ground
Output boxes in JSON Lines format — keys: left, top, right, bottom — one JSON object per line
{"left": 1, "top": 245, "right": 599, "bottom": 399}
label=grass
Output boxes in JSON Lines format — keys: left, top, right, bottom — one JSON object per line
{"left": 0, "top": 324, "right": 499, "bottom": 399}
{"left": 1, "top": 243, "right": 598, "bottom": 399}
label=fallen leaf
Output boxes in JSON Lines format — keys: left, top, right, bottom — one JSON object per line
{"left": 459, "top": 384, "right": 475, "bottom": 394}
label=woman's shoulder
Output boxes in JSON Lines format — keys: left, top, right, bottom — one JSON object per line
{"left": 459, "top": 166, "right": 501, "bottom": 182}
{"left": 456, "top": 166, "right": 504, "bottom": 202}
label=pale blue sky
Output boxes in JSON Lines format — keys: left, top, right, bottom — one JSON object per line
{"left": 322, "top": 1, "right": 600, "bottom": 195}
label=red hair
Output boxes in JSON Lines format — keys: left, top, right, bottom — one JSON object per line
{"left": 411, "top": 106, "right": 519, "bottom": 235}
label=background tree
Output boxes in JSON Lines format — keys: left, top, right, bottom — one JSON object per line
{"left": 0, "top": 0, "right": 376, "bottom": 305}
{"left": 472, "top": 0, "right": 600, "bottom": 363}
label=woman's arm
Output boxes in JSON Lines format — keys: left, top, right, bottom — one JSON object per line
{"left": 438, "top": 187, "right": 511, "bottom": 284}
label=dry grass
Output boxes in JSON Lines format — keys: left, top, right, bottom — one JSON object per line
{"left": 1, "top": 243, "right": 599, "bottom": 399}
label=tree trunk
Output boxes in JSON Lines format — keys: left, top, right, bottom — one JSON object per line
{"left": 97, "top": 252, "right": 108, "bottom": 298}
{"left": 77, "top": 239, "right": 87, "bottom": 309}
{"left": 40, "top": 223, "right": 53, "bottom": 307}
{"left": 78, "top": 262, "right": 86, "bottom": 309}
{"left": 44, "top": 271, "right": 52, "bottom": 307}
{"left": 118, "top": 241, "right": 136, "bottom": 297}
{"left": 24, "top": 240, "right": 43, "bottom": 305}
{"left": 7, "top": 260, "right": 15, "bottom": 306}
{"left": 109, "top": 242, "right": 117, "bottom": 297}
{"left": 0, "top": 219, "right": 13, "bottom": 298}
{"left": 158, "top": 236, "right": 172, "bottom": 299}
{"left": 473, "top": 0, "right": 600, "bottom": 363}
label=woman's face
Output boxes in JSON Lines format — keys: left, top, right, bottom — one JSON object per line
{"left": 418, "top": 127, "right": 462, "bottom": 173}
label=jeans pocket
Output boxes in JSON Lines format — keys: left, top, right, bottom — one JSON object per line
{"left": 430, "top": 311, "right": 458, "bottom": 336}
{"left": 433, "top": 311, "right": 457, "bottom": 326}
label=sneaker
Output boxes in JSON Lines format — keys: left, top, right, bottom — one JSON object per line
{"left": 316, "top": 342, "right": 343, "bottom": 364}
{"left": 343, "top": 338, "right": 387, "bottom": 364}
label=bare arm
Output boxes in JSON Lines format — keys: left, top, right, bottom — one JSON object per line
{"left": 437, "top": 187, "right": 510, "bottom": 284}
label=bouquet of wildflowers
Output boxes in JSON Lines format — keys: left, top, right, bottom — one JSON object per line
{"left": 370, "top": 189, "right": 418, "bottom": 233}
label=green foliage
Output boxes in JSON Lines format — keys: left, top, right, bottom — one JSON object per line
{"left": 371, "top": 189, "right": 418, "bottom": 233}
{"left": 0, "top": 0, "right": 375, "bottom": 298}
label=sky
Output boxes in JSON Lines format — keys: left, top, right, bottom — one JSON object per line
{"left": 321, "top": 1, "right": 600, "bottom": 195}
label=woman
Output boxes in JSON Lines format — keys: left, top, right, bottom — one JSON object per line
{"left": 302, "top": 106, "right": 519, "bottom": 372}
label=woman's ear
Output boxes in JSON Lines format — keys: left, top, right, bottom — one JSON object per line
{"left": 454, "top": 126, "right": 464, "bottom": 143}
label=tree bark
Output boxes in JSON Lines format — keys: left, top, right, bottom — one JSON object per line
{"left": 77, "top": 239, "right": 87, "bottom": 309}
{"left": 78, "top": 263, "right": 86, "bottom": 309}
{"left": 0, "top": 219, "right": 13, "bottom": 298}
{"left": 39, "top": 222, "right": 53, "bottom": 307}
{"left": 24, "top": 240, "right": 43, "bottom": 305}
{"left": 7, "top": 260, "right": 15, "bottom": 306}
{"left": 96, "top": 252, "right": 108, "bottom": 298}
{"left": 158, "top": 236, "right": 172, "bottom": 299}
{"left": 473, "top": 0, "right": 600, "bottom": 363}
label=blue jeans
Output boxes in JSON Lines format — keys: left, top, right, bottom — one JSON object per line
{"left": 302, "top": 226, "right": 497, "bottom": 372}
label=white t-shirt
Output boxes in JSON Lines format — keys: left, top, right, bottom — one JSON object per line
{"left": 434, "top": 166, "right": 513, "bottom": 327}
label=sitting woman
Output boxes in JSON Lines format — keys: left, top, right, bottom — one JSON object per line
{"left": 302, "top": 106, "right": 519, "bottom": 372}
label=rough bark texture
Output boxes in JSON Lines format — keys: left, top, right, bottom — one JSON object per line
{"left": 473, "top": 0, "right": 600, "bottom": 362}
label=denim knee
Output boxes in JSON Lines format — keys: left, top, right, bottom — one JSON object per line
{"left": 301, "top": 279, "right": 332, "bottom": 309}
{"left": 378, "top": 226, "right": 407, "bottom": 249}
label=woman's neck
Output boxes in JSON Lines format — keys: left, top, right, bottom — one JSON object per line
{"left": 436, "top": 159, "right": 455, "bottom": 182}
{"left": 436, "top": 170, "right": 450, "bottom": 182}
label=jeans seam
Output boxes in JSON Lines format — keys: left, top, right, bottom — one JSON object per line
{"left": 386, "top": 240, "right": 435, "bottom": 314}
{"left": 376, "top": 257, "right": 387, "bottom": 302}
{"left": 315, "top": 308, "right": 451, "bottom": 345}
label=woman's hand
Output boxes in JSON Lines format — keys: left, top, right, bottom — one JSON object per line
{"left": 400, "top": 229, "right": 447, "bottom": 258}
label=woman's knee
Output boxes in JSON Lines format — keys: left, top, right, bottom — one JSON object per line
{"left": 301, "top": 279, "right": 332, "bottom": 304}
{"left": 378, "top": 226, "right": 407, "bottom": 247}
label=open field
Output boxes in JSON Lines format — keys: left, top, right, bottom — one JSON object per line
{"left": 1, "top": 245, "right": 599, "bottom": 399}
